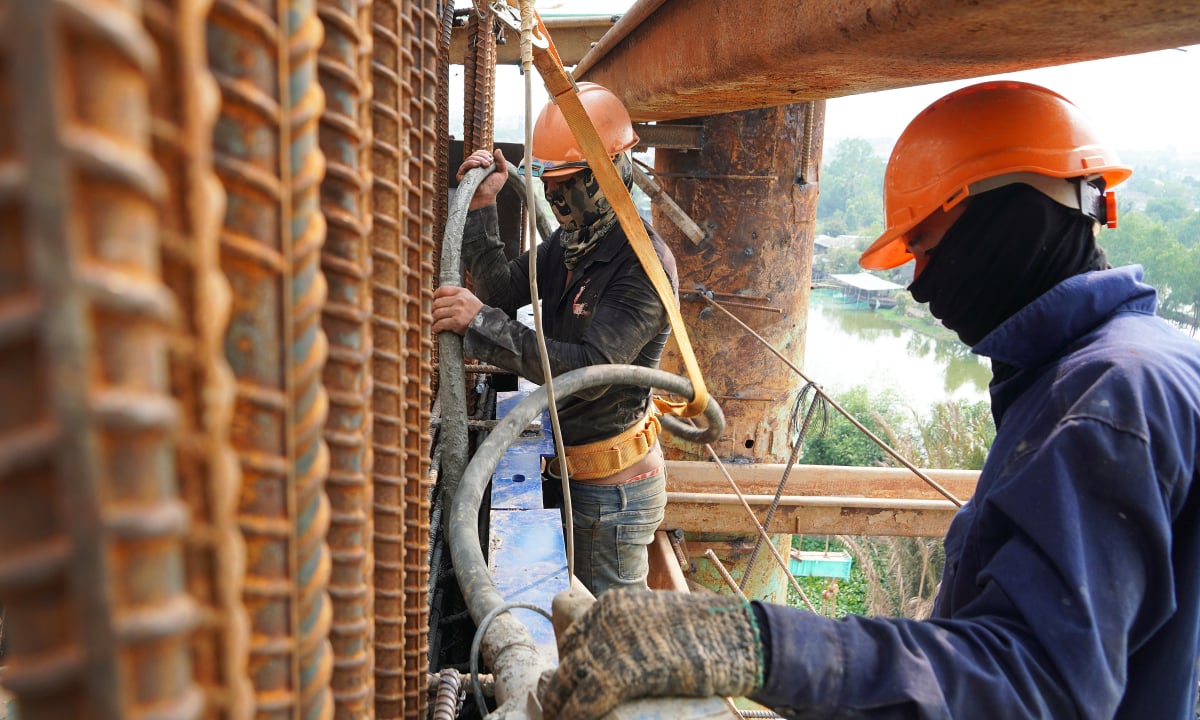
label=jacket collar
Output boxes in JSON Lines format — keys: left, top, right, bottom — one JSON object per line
{"left": 973, "top": 265, "right": 1158, "bottom": 369}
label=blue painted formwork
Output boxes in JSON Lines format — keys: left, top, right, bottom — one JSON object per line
{"left": 488, "top": 379, "right": 568, "bottom": 661}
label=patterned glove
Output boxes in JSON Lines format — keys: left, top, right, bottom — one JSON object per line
{"left": 537, "top": 589, "right": 765, "bottom": 720}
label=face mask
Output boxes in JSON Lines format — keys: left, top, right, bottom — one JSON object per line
{"left": 907, "top": 183, "right": 1105, "bottom": 347}
{"left": 545, "top": 152, "right": 634, "bottom": 270}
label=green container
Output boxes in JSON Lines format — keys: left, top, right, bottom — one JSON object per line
{"left": 789, "top": 550, "right": 853, "bottom": 580}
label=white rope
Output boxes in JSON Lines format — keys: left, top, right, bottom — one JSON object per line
{"left": 519, "top": 0, "right": 574, "bottom": 577}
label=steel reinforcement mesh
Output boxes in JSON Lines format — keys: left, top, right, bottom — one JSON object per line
{"left": 208, "top": 0, "right": 335, "bottom": 717}
{"left": 369, "top": 0, "right": 409, "bottom": 715}
{"left": 317, "top": 0, "right": 376, "bottom": 716}
{"left": 0, "top": 1, "right": 202, "bottom": 717}
{"left": 404, "top": 1, "right": 440, "bottom": 716}
{"left": 147, "top": 0, "right": 254, "bottom": 717}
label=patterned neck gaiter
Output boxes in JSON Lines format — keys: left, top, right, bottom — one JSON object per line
{"left": 546, "top": 152, "right": 635, "bottom": 270}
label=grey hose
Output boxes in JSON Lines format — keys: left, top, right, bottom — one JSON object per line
{"left": 439, "top": 164, "right": 496, "bottom": 505}
{"left": 450, "top": 363, "right": 724, "bottom": 626}
{"left": 505, "top": 164, "right": 554, "bottom": 242}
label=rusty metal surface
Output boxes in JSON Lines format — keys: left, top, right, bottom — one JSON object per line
{"left": 579, "top": 0, "right": 1200, "bottom": 122}
{"left": 147, "top": 0, "right": 253, "bottom": 717}
{"left": 656, "top": 104, "right": 822, "bottom": 464}
{"left": 0, "top": 1, "right": 202, "bottom": 718}
{"left": 661, "top": 461, "right": 978, "bottom": 538}
{"left": 208, "top": 0, "right": 334, "bottom": 716}
{"left": 460, "top": 5, "right": 495, "bottom": 155}
{"left": 452, "top": 14, "right": 617, "bottom": 66}
{"left": 404, "top": 2, "right": 439, "bottom": 716}
{"left": 317, "top": 0, "right": 375, "bottom": 716}
{"left": 369, "top": 1, "right": 409, "bottom": 715}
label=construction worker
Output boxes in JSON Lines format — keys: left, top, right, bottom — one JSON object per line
{"left": 537, "top": 81, "right": 1200, "bottom": 719}
{"left": 432, "top": 82, "right": 678, "bottom": 596}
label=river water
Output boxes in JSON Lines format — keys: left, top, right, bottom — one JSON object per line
{"left": 801, "top": 289, "right": 992, "bottom": 416}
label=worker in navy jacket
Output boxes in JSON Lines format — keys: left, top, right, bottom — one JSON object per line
{"left": 538, "top": 81, "right": 1200, "bottom": 719}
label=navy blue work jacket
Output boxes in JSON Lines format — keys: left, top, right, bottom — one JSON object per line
{"left": 754, "top": 266, "right": 1200, "bottom": 719}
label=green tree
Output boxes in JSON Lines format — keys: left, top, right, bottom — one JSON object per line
{"left": 817, "top": 138, "right": 886, "bottom": 237}
{"left": 793, "top": 388, "right": 996, "bottom": 621}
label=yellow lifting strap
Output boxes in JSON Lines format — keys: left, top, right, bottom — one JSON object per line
{"left": 513, "top": 6, "right": 711, "bottom": 418}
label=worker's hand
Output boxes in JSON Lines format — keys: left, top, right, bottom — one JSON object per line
{"left": 458, "top": 148, "right": 508, "bottom": 211}
{"left": 432, "top": 285, "right": 484, "bottom": 335}
{"left": 537, "top": 590, "right": 764, "bottom": 720}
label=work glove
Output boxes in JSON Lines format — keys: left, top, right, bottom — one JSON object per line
{"left": 537, "top": 589, "right": 765, "bottom": 720}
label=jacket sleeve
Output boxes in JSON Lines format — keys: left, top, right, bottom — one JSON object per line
{"left": 460, "top": 212, "right": 672, "bottom": 391}
{"left": 751, "top": 417, "right": 1171, "bottom": 720}
{"left": 460, "top": 204, "right": 532, "bottom": 315}
{"left": 463, "top": 250, "right": 669, "bottom": 391}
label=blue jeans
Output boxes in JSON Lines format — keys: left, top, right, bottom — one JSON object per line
{"left": 565, "top": 466, "right": 666, "bottom": 595}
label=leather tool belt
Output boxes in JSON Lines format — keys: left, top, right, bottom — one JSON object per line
{"left": 559, "top": 408, "right": 661, "bottom": 481}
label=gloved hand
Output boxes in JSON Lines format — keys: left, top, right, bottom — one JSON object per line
{"left": 537, "top": 589, "right": 764, "bottom": 719}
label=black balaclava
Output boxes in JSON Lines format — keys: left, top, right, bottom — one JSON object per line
{"left": 907, "top": 182, "right": 1109, "bottom": 350}
{"left": 545, "top": 152, "right": 635, "bottom": 270}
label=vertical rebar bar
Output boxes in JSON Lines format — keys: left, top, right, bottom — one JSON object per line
{"left": 369, "top": 1, "right": 408, "bottom": 715}
{"left": 460, "top": 5, "right": 495, "bottom": 155}
{"left": 208, "top": 1, "right": 334, "bottom": 716}
{"left": 0, "top": 1, "right": 202, "bottom": 717}
{"left": 146, "top": 0, "right": 253, "bottom": 717}
{"left": 404, "top": 2, "right": 440, "bottom": 716}
{"left": 317, "top": 0, "right": 375, "bottom": 716}
{"left": 286, "top": 3, "right": 335, "bottom": 717}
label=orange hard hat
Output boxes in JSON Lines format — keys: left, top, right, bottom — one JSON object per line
{"left": 859, "top": 81, "right": 1133, "bottom": 271}
{"left": 531, "top": 82, "right": 639, "bottom": 178}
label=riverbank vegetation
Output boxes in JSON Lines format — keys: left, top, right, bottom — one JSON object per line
{"left": 788, "top": 385, "right": 994, "bottom": 619}
{"left": 816, "top": 138, "right": 1200, "bottom": 335}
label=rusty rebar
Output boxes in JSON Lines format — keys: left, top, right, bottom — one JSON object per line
{"left": 208, "top": 1, "right": 334, "bottom": 716}
{"left": 317, "top": 0, "right": 376, "bottom": 716}
{"left": 370, "top": 1, "right": 409, "bottom": 716}
{"left": 461, "top": 4, "right": 496, "bottom": 154}
{"left": 286, "top": 3, "right": 336, "bottom": 717}
{"left": 404, "top": 3, "right": 440, "bottom": 716}
{"left": 146, "top": 0, "right": 252, "bottom": 717}
{"left": 0, "top": 1, "right": 202, "bottom": 717}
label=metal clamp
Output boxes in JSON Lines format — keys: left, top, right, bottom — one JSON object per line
{"left": 489, "top": 1, "right": 549, "bottom": 48}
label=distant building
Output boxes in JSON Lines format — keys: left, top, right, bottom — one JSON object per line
{"left": 829, "top": 271, "right": 904, "bottom": 309}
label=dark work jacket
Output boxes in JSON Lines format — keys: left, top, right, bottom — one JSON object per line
{"left": 461, "top": 205, "right": 678, "bottom": 446}
{"left": 753, "top": 266, "right": 1200, "bottom": 719}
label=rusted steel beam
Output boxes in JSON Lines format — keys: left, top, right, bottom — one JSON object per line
{"left": 369, "top": 1, "right": 408, "bottom": 715}
{"left": 661, "top": 461, "right": 978, "bottom": 537}
{"left": 0, "top": 2, "right": 201, "bottom": 718}
{"left": 146, "top": 0, "right": 253, "bottom": 716}
{"left": 577, "top": 0, "right": 1200, "bottom": 121}
{"left": 665, "top": 460, "right": 979, "bottom": 499}
{"left": 404, "top": 2, "right": 439, "bottom": 716}
{"left": 451, "top": 14, "right": 618, "bottom": 66}
{"left": 656, "top": 104, "right": 823, "bottom": 465}
{"left": 317, "top": 0, "right": 375, "bottom": 716}
{"left": 632, "top": 123, "right": 703, "bottom": 151}
{"left": 208, "top": 0, "right": 334, "bottom": 716}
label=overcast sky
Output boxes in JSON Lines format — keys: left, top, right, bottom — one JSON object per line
{"left": 823, "top": 46, "right": 1200, "bottom": 155}
{"left": 457, "top": 1, "right": 1200, "bottom": 155}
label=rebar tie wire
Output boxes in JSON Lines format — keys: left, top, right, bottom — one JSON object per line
{"left": 699, "top": 292, "right": 964, "bottom": 508}
{"left": 738, "top": 382, "right": 828, "bottom": 589}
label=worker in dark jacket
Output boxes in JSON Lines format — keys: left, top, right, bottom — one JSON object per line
{"left": 432, "top": 82, "right": 678, "bottom": 596}
{"left": 537, "top": 81, "right": 1200, "bottom": 719}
